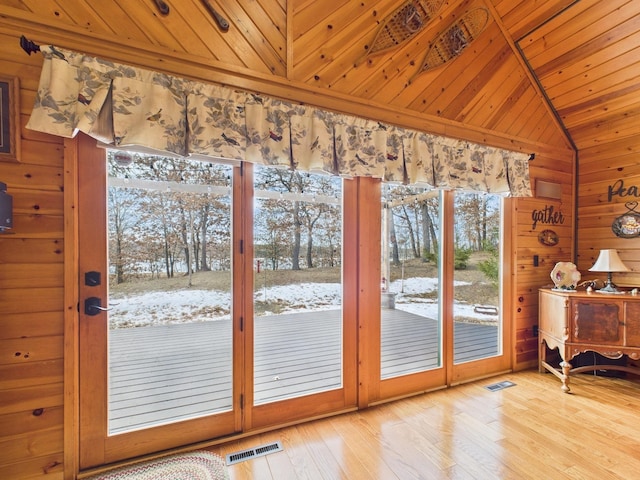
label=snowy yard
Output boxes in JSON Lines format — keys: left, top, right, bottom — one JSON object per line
{"left": 109, "top": 277, "right": 498, "bottom": 328}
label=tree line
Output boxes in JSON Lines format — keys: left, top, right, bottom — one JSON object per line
{"left": 385, "top": 186, "right": 500, "bottom": 267}
{"left": 108, "top": 153, "right": 500, "bottom": 284}
{"left": 108, "top": 154, "right": 343, "bottom": 284}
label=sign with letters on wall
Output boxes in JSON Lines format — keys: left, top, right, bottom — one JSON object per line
{"left": 531, "top": 204, "right": 564, "bottom": 246}
{"left": 607, "top": 180, "right": 640, "bottom": 238}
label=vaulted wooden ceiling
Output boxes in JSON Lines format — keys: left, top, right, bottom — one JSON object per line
{"left": 2, "top": 0, "right": 639, "bottom": 154}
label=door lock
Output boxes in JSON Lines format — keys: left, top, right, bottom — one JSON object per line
{"left": 84, "top": 297, "right": 110, "bottom": 316}
{"left": 84, "top": 271, "right": 101, "bottom": 286}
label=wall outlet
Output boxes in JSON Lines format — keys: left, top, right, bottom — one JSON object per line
{"left": 532, "top": 325, "right": 539, "bottom": 337}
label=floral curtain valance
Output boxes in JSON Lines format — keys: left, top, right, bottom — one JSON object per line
{"left": 26, "top": 46, "right": 532, "bottom": 196}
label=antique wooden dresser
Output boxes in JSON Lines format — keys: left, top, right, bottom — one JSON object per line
{"left": 538, "top": 288, "right": 640, "bottom": 392}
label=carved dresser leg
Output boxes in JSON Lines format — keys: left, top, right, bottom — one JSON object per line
{"left": 560, "top": 360, "right": 571, "bottom": 393}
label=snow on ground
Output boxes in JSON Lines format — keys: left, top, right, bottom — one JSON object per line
{"left": 109, "top": 289, "right": 232, "bottom": 328}
{"left": 254, "top": 282, "right": 342, "bottom": 313}
{"left": 109, "top": 276, "right": 497, "bottom": 328}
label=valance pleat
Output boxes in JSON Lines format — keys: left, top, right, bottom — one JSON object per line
{"left": 26, "top": 46, "right": 532, "bottom": 196}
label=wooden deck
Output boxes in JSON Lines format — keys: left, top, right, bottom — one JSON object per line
{"left": 108, "top": 309, "right": 498, "bottom": 433}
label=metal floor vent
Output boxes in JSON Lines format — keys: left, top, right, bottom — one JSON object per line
{"left": 226, "top": 441, "right": 283, "bottom": 466}
{"left": 485, "top": 380, "right": 516, "bottom": 392}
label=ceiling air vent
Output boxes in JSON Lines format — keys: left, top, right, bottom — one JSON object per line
{"left": 225, "top": 441, "right": 283, "bottom": 466}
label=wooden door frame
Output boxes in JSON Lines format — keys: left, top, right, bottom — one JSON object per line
{"left": 75, "top": 136, "right": 238, "bottom": 469}
{"left": 374, "top": 187, "right": 447, "bottom": 403}
{"left": 242, "top": 168, "right": 359, "bottom": 431}
{"left": 65, "top": 136, "right": 514, "bottom": 475}
{"left": 71, "top": 137, "right": 361, "bottom": 470}
{"left": 369, "top": 189, "right": 513, "bottom": 403}
{"left": 448, "top": 192, "right": 513, "bottom": 385}
{"left": 63, "top": 136, "right": 80, "bottom": 480}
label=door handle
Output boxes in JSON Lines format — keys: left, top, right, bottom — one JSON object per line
{"left": 84, "top": 297, "right": 111, "bottom": 316}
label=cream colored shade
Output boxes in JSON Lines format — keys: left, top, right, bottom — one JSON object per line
{"left": 589, "top": 249, "right": 630, "bottom": 272}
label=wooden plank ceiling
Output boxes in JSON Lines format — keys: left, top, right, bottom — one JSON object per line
{"left": 4, "top": 0, "right": 639, "bottom": 153}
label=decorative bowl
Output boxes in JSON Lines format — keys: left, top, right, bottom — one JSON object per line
{"left": 550, "top": 262, "right": 581, "bottom": 290}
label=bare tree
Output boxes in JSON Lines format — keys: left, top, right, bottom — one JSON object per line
{"left": 107, "top": 153, "right": 233, "bottom": 282}
{"left": 454, "top": 193, "right": 497, "bottom": 251}
{"left": 317, "top": 204, "right": 341, "bottom": 267}
{"left": 108, "top": 187, "right": 138, "bottom": 284}
{"left": 255, "top": 168, "right": 340, "bottom": 271}
{"left": 256, "top": 199, "right": 293, "bottom": 270}
{"left": 388, "top": 208, "right": 400, "bottom": 266}
{"left": 397, "top": 204, "right": 419, "bottom": 258}
{"left": 421, "top": 198, "right": 439, "bottom": 260}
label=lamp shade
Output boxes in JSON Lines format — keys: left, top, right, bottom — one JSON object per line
{"left": 589, "top": 249, "right": 630, "bottom": 273}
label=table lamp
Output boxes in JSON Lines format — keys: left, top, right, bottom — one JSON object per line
{"left": 589, "top": 249, "right": 630, "bottom": 293}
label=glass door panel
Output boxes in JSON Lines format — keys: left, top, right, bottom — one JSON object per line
{"left": 253, "top": 166, "right": 343, "bottom": 405}
{"left": 106, "top": 153, "right": 234, "bottom": 433}
{"left": 380, "top": 185, "right": 442, "bottom": 379}
{"left": 79, "top": 138, "right": 239, "bottom": 469}
{"left": 452, "top": 192, "right": 501, "bottom": 364}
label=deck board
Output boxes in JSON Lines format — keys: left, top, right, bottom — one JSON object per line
{"left": 108, "top": 308, "right": 497, "bottom": 433}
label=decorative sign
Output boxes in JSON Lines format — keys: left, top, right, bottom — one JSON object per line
{"left": 608, "top": 179, "right": 640, "bottom": 202}
{"left": 538, "top": 229, "right": 559, "bottom": 246}
{"left": 531, "top": 204, "right": 565, "bottom": 230}
{"left": 612, "top": 202, "right": 640, "bottom": 238}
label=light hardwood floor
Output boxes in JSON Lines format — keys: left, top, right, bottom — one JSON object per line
{"left": 211, "top": 370, "right": 640, "bottom": 479}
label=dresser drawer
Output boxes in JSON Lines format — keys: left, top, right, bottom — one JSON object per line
{"left": 571, "top": 300, "right": 622, "bottom": 344}
{"left": 624, "top": 302, "right": 640, "bottom": 346}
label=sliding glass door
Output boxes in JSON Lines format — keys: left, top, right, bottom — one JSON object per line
{"left": 380, "top": 185, "right": 443, "bottom": 378}
{"left": 450, "top": 191, "right": 510, "bottom": 384}
{"left": 106, "top": 155, "right": 235, "bottom": 434}
{"left": 453, "top": 192, "right": 502, "bottom": 365}
{"left": 78, "top": 136, "right": 509, "bottom": 466}
{"left": 79, "top": 142, "right": 239, "bottom": 468}
{"left": 79, "top": 142, "right": 357, "bottom": 465}
{"left": 252, "top": 166, "right": 343, "bottom": 404}
{"left": 378, "top": 186, "right": 510, "bottom": 399}
{"left": 378, "top": 185, "right": 446, "bottom": 397}
{"left": 248, "top": 165, "right": 356, "bottom": 429}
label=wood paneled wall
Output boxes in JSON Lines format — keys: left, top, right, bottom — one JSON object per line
{"left": 513, "top": 151, "right": 575, "bottom": 366}
{"left": 0, "top": 33, "right": 66, "bottom": 479}
{"left": 0, "top": 9, "right": 573, "bottom": 480}
{"left": 577, "top": 139, "right": 640, "bottom": 287}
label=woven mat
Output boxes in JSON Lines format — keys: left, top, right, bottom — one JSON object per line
{"left": 85, "top": 451, "right": 229, "bottom": 480}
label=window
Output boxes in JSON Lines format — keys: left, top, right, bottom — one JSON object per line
{"left": 381, "top": 185, "right": 442, "bottom": 379}
{"left": 253, "top": 166, "right": 344, "bottom": 404}
{"left": 106, "top": 152, "right": 234, "bottom": 433}
{"left": 453, "top": 192, "right": 502, "bottom": 364}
